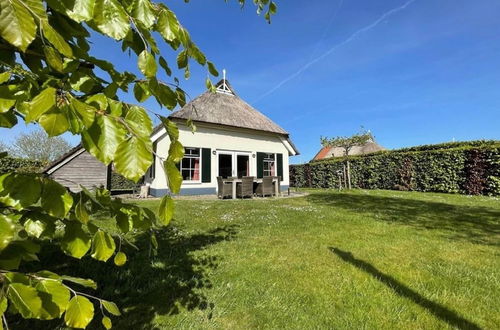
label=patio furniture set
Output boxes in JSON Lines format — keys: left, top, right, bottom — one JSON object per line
{"left": 217, "top": 176, "right": 281, "bottom": 199}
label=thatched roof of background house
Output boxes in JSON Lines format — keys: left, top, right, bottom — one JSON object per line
{"left": 313, "top": 139, "right": 386, "bottom": 161}
{"left": 169, "top": 79, "right": 289, "bottom": 135}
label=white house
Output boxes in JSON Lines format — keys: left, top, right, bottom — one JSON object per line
{"left": 147, "top": 78, "right": 299, "bottom": 196}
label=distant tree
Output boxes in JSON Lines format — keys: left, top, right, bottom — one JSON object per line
{"left": 0, "top": 141, "right": 8, "bottom": 152}
{"left": 321, "top": 129, "right": 373, "bottom": 189}
{"left": 8, "top": 128, "right": 72, "bottom": 162}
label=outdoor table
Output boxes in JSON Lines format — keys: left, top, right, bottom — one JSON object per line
{"left": 224, "top": 177, "right": 280, "bottom": 199}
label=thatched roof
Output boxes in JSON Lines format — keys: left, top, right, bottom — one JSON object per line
{"left": 169, "top": 79, "right": 289, "bottom": 135}
{"left": 313, "top": 139, "right": 386, "bottom": 161}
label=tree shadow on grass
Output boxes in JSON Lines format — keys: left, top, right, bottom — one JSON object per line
{"left": 329, "top": 247, "right": 482, "bottom": 330}
{"left": 308, "top": 192, "right": 500, "bottom": 246}
{"left": 15, "top": 224, "right": 239, "bottom": 330}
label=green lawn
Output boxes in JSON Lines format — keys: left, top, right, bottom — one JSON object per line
{"left": 26, "top": 189, "right": 500, "bottom": 329}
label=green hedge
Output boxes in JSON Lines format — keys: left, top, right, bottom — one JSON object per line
{"left": 110, "top": 172, "right": 141, "bottom": 191}
{"left": 291, "top": 142, "right": 500, "bottom": 196}
{"left": 0, "top": 157, "right": 46, "bottom": 173}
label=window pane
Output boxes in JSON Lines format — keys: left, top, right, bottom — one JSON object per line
{"left": 182, "top": 158, "right": 190, "bottom": 168}
{"left": 182, "top": 169, "right": 191, "bottom": 180}
{"left": 185, "top": 147, "right": 200, "bottom": 156}
{"left": 192, "top": 158, "right": 200, "bottom": 180}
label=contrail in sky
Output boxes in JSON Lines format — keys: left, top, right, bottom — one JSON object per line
{"left": 254, "top": 0, "right": 417, "bottom": 103}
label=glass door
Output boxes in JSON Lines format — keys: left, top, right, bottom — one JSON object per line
{"left": 236, "top": 154, "right": 250, "bottom": 178}
{"left": 218, "top": 151, "right": 252, "bottom": 179}
{"left": 218, "top": 152, "right": 233, "bottom": 178}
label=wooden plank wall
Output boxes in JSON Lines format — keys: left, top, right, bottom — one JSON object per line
{"left": 49, "top": 151, "right": 108, "bottom": 192}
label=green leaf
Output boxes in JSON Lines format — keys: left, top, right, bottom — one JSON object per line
{"left": 207, "top": 61, "right": 219, "bottom": 77}
{"left": 125, "top": 105, "right": 152, "bottom": 136}
{"left": 65, "top": 0, "right": 95, "bottom": 23}
{"left": 43, "top": 45, "right": 64, "bottom": 72}
{"left": 36, "top": 279, "right": 70, "bottom": 319}
{"left": 93, "top": 0, "right": 130, "bottom": 40}
{"left": 70, "top": 98, "right": 96, "bottom": 128}
{"left": 91, "top": 230, "right": 115, "bottom": 261}
{"left": 0, "top": 98, "right": 15, "bottom": 113}
{"left": 156, "top": 6, "right": 180, "bottom": 42}
{"left": 113, "top": 251, "right": 127, "bottom": 266}
{"left": 0, "top": 173, "right": 41, "bottom": 209}
{"left": 41, "top": 178, "right": 73, "bottom": 217}
{"left": 132, "top": 0, "right": 155, "bottom": 28}
{"left": 168, "top": 140, "right": 184, "bottom": 163}
{"left": 138, "top": 50, "right": 157, "bottom": 78}
{"left": 61, "top": 276, "right": 97, "bottom": 289}
{"left": 42, "top": 20, "right": 73, "bottom": 58}
{"left": 102, "top": 300, "right": 120, "bottom": 316}
{"left": 0, "top": 214, "right": 14, "bottom": 252}
{"left": 0, "top": 110, "right": 17, "bottom": 128}
{"left": 159, "top": 116, "right": 179, "bottom": 141}
{"left": 0, "top": 71, "right": 10, "bottom": 84}
{"left": 149, "top": 79, "right": 177, "bottom": 109}
{"left": 0, "top": 294, "right": 7, "bottom": 314}
{"left": 133, "top": 81, "right": 151, "bottom": 102}
{"left": 7, "top": 283, "right": 42, "bottom": 319}
{"left": 64, "top": 295, "right": 94, "bottom": 329}
{"left": 177, "top": 50, "right": 188, "bottom": 69}
{"left": 39, "top": 108, "right": 70, "bottom": 136}
{"left": 75, "top": 195, "right": 89, "bottom": 224}
{"left": 25, "top": 87, "right": 56, "bottom": 122}
{"left": 269, "top": 1, "right": 277, "bottom": 15}
{"left": 164, "top": 160, "right": 182, "bottom": 194}
{"left": 159, "top": 56, "right": 172, "bottom": 76}
{"left": 114, "top": 136, "right": 153, "bottom": 182}
{"left": 81, "top": 114, "right": 125, "bottom": 165}
{"left": 102, "top": 316, "right": 112, "bottom": 329}
{"left": 206, "top": 77, "right": 215, "bottom": 92}
{"left": 24, "top": 218, "right": 45, "bottom": 239}
{"left": 22, "top": 211, "right": 56, "bottom": 239}
{"left": 158, "top": 195, "right": 174, "bottom": 226}
{"left": 0, "top": 0, "right": 37, "bottom": 51}
{"left": 61, "top": 222, "right": 91, "bottom": 259}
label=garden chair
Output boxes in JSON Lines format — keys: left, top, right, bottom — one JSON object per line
{"left": 237, "top": 176, "right": 255, "bottom": 198}
{"left": 256, "top": 176, "right": 274, "bottom": 197}
{"left": 217, "top": 176, "right": 233, "bottom": 199}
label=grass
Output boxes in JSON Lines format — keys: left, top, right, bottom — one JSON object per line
{"left": 22, "top": 189, "right": 500, "bottom": 329}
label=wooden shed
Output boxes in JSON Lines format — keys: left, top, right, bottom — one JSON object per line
{"left": 43, "top": 145, "right": 110, "bottom": 192}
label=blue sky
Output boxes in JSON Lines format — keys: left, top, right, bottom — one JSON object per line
{"left": 1, "top": 0, "right": 499, "bottom": 163}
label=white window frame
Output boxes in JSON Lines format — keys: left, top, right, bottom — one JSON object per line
{"left": 180, "top": 147, "right": 202, "bottom": 183}
{"left": 263, "top": 153, "right": 276, "bottom": 177}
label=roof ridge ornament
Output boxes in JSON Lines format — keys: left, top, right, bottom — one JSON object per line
{"left": 216, "top": 69, "right": 234, "bottom": 95}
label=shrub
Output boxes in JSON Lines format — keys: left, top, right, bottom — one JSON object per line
{"left": 291, "top": 141, "right": 500, "bottom": 196}
{"left": 111, "top": 172, "right": 142, "bottom": 191}
{"left": 0, "top": 156, "right": 46, "bottom": 173}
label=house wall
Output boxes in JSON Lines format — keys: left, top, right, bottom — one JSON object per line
{"left": 149, "top": 123, "right": 291, "bottom": 196}
{"left": 49, "top": 150, "right": 108, "bottom": 192}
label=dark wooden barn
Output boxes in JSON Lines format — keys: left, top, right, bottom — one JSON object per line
{"left": 43, "top": 145, "right": 110, "bottom": 192}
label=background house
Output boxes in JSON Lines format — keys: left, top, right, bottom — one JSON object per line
{"left": 147, "top": 79, "right": 299, "bottom": 196}
{"left": 313, "top": 139, "right": 386, "bottom": 161}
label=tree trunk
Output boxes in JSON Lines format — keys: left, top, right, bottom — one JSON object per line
{"left": 347, "top": 160, "right": 352, "bottom": 189}
{"left": 343, "top": 163, "right": 348, "bottom": 189}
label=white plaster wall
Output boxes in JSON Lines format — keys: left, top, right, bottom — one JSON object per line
{"left": 151, "top": 123, "right": 291, "bottom": 191}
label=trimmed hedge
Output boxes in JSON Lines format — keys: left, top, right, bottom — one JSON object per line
{"left": 110, "top": 172, "right": 142, "bottom": 191}
{"left": 0, "top": 157, "right": 46, "bottom": 173}
{"left": 291, "top": 142, "right": 500, "bottom": 196}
